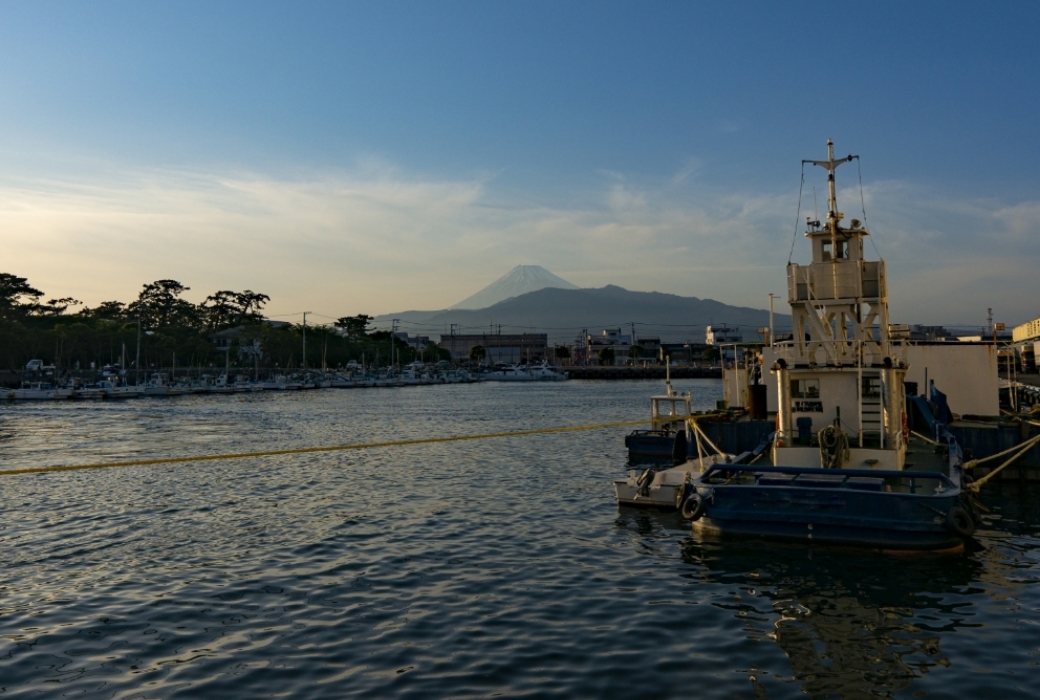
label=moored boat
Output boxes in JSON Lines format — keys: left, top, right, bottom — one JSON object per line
{"left": 634, "top": 141, "right": 979, "bottom": 553}
{"left": 11, "top": 382, "right": 74, "bottom": 400}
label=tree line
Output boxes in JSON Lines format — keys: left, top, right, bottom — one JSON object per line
{"left": 0, "top": 273, "right": 448, "bottom": 373}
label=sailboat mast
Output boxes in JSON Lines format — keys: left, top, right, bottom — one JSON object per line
{"left": 302, "top": 311, "right": 310, "bottom": 370}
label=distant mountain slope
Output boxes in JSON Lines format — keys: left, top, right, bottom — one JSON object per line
{"left": 377, "top": 285, "right": 789, "bottom": 344}
{"left": 451, "top": 265, "right": 579, "bottom": 309}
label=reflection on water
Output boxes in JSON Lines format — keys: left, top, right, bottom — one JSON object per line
{"left": 1, "top": 381, "right": 1039, "bottom": 699}
{"left": 620, "top": 477, "right": 1040, "bottom": 700}
{"left": 684, "top": 541, "right": 979, "bottom": 698}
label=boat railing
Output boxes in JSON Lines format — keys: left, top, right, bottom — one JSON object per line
{"left": 787, "top": 259, "right": 884, "bottom": 303}
{"left": 701, "top": 463, "right": 956, "bottom": 495}
{"left": 770, "top": 338, "right": 907, "bottom": 369}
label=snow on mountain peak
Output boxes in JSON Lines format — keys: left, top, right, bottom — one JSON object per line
{"left": 450, "top": 265, "right": 580, "bottom": 310}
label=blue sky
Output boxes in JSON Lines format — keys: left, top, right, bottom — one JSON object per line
{"left": 2, "top": 1, "right": 1038, "bottom": 328}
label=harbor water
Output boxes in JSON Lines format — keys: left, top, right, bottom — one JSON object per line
{"left": 1, "top": 380, "right": 1038, "bottom": 698}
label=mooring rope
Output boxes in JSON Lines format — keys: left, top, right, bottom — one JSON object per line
{"left": 0, "top": 419, "right": 649, "bottom": 477}
{"left": 964, "top": 432, "right": 1040, "bottom": 491}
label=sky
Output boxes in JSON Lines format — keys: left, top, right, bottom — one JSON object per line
{"left": 1, "top": 1, "right": 1038, "bottom": 330}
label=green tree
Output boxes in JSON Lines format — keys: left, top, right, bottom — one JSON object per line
{"left": 0, "top": 273, "right": 44, "bottom": 320}
{"left": 80, "top": 301, "right": 127, "bottom": 321}
{"left": 469, "top": 344, "right": 486, "bottom": 362}
{"left": 129, "top": 280, "right": 199, "bottom": 330}
{"left": 553, "top": 345, "right": 571, "bottom": 363}
{"left": 628, "top": 345, "right": 644, "bottom": 363}
{"left": 200, "top": 290, "right": 270, "bottom": 330}
{"left": 597, "top": 346, "right": 615, "bottom": 366}
{"left": 37, "top": 297, "right": 82, "bottom": 316}
{"left": 335, "top": 314, "right": 373, "bottom": 341}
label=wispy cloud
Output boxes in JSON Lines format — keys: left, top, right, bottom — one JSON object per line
{"left": 1, "top": 165, "right": 1036, "bottom": 325}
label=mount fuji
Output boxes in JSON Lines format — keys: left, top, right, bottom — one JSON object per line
{"left": 450, "top": 265, "right": 579, "bottom": 309}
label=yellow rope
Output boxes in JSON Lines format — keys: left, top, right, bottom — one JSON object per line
{"left": 910, "top": 430, "right": 940, "bottom": 445}
{"left": 967, "top": 432, "right": 1040, "bottom": 491}
{"left": 0, "top": 419, "right": 649, "bottom": 477}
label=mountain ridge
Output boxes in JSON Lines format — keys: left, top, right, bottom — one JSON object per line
{"left": 450, "top": 264, "right": 579, "bottom": 309}
{"left": 376, "top": 285, "right": 789, "bottom": 345}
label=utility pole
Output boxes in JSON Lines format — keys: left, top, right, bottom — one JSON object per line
{"left": 392, "top": 318, "right": 400, "bottom": 368}
{"left": 768, "top": 293, "right": 776, "bottom": 348}
{"left": 302, "top": 311, "right": 311, "bottom": 369}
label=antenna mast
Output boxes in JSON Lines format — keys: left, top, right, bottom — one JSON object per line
{"left": 804, "top": 138, "right": 856, "bottom": 257}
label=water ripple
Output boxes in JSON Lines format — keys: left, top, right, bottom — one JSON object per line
{"left": 0, "top": 381, "right": 1038, "bottom": 698}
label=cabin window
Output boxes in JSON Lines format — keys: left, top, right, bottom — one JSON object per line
{"left": 791, "top": 379, "right": 820, "bottom": 399}
{"left": 821, "top": 240, "right": 847, "bottom": 261}
{"left": 862, "top": 376, "right": 881, "bottom": 398}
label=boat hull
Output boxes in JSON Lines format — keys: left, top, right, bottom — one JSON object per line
{"left": 613, "top": 455, "right": 735, "bottom": 508}
{"left": 688, "top": 465, "right": 970, "bottom": 552}
{"left": 695, "top": 514, "right": 963, "bottom": 553}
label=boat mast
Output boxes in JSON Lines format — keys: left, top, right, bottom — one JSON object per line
{"left": 135, "top": 314, "right": 141, "bottom": 386}
{"left": 803, "top": 138, "right": 853, "bottom": 262}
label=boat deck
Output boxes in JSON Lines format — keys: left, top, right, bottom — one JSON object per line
{"left": 712, "top": 435, "right": 958, "bottom": 496}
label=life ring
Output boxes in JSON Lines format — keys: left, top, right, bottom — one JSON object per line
{"left": 674, "top": 483, "right": 689, "bottom": 509}
{"left": 945, "top": 507, "right": 975, "bottom": 538}
{"left": 635, "top": 468, "right": 656, "bottom": 496}
{"left": 680, "top": 493, "right": 705, "bottom": 521}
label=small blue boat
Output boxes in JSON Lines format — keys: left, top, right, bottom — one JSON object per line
{"left": 623, "top": 141, "right": 980, "bottom": 553}
{"left": 683, "top": 435, "right": 971, "bottom": 553}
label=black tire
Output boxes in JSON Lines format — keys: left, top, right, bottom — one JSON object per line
{"left": 680, "top": 493, "right": 705, "bottom": 521}
{"left": 945, "top": 507, "right": 975, "bottom": 538}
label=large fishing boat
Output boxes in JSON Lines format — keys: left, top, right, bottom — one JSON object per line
{"left": 618, "top": 141, "right": 979, "bottom": 553}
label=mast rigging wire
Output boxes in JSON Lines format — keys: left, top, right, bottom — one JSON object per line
{"left": 788, "top": 164, "right": 805, "bottom": 264}
{"left": 856, "top": 156, "right": 882, "bottom": 260}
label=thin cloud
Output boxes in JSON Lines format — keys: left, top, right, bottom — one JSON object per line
{"left": 0, "top": 165, "right": 1035, "bottom": 324}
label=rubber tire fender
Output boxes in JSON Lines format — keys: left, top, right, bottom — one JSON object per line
{"left": 945, "top": 506, "right": 975, "bottom": 538}
{"left": 680, "top": 493, "right": 705, "bottom": 521}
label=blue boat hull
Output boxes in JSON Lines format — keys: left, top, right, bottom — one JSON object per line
{"left": 688, "top": 463, "right": 971, "bottom": 553}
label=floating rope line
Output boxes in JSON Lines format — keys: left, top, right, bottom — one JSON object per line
{"left": 0, "top": 419, "right": 650, "bottom": 477}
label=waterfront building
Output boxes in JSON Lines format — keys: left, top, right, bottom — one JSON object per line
{"left": 1013, "top": 316, "right": 1040, "bottom": 372}
{"left": 439, "top": 333, "right": 547, "bottom": 364}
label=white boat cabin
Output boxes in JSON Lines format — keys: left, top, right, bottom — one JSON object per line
{"left": 724, "top": 140, "right": 911, "bottom": 472}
